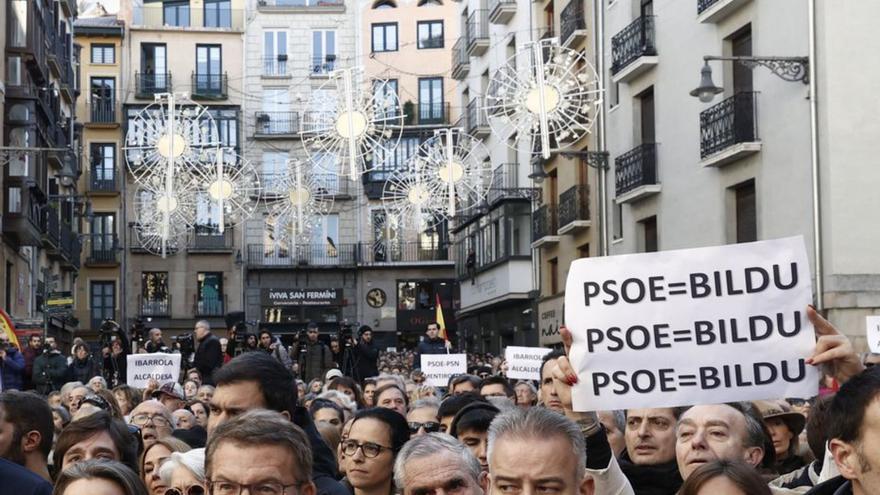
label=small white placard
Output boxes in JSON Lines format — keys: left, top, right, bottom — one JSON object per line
{"left": 421, "top": 353, "right": 467, "bottom": 387}
{"left": 126, "top": 353, "right": 181, "bottom": 389}
{"left": 505, "top": 346, "right": 552, "bottom": 381}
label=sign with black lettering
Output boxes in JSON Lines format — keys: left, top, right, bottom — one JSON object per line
{"left": 505, "top": 346, "right": 552, "bottom": 381}
{"left": 420, "top": 354, "right": 467, "bottom": 387}
{"left": 867, "top": 316, "right": 880, "bottom": 354}
{"left": 261, "top": 288, "right": 343, "bottom": 306}
{"left": 126, "top": 353, "right": 181, "bottom": 389}
{"left": 565, "top": 237, "right": 818, "bottom": 411}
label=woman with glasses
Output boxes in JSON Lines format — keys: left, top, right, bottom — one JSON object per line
{"left": 140, "top": 437, "right": 191, "bottom": 495}
{"left": 158, "top": 448, "right": 206, "bottom": 495}
{"left": 54, "top": 459, "right": 149, "bottom": 495}
{"left": 340, "top": 408, "right": 410, "bottom": 495}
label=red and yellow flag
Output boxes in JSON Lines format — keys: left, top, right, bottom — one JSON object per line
{"left": 435, "top": 293, "right": 447, "bottom": 341}
{"left": 0, "top": 309, "right": 20, "bottom": 348}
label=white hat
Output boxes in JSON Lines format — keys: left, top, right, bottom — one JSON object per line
{"left": 325, "top": 369, "right": 344, "bottom": 382}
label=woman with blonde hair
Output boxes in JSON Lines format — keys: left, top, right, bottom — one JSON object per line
{"left": 139, "top": 437, "right": 191, "bottom": 495}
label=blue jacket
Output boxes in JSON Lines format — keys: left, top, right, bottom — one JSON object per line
{"left": 1, "top": 345, "right": 26, "bottom": 390}
{"left": 0, "top": 458, "right": 52, "bottom": 495}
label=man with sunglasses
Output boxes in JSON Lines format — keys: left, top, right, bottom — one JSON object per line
{"left": 206, "top": 409, "right": 315, "bottom": 495}
{"left": 406, "top": 398, "right": 441, "bottom": 437}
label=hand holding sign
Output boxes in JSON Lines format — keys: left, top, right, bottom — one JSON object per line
{"left": 808, "top": 306, "right": 864, "bottom": 384}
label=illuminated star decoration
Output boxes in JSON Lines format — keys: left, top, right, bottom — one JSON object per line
{"left": 264, "top": 159, "right": 335, "bottom": 252}
{"left": 300, "top": 67, "right": 403, "bottom": 177}
{"left": 188, "top": 148, "right": 262, "bottom": 233}
{"left": 416, "top": 128, "right": 493, "bottom": 218}
{"left": 484, "top": 37, "right": 603, "bottom": 159}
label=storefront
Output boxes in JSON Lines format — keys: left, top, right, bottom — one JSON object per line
{"left": 260, "top": 288, "right": 345, "bottom": 336}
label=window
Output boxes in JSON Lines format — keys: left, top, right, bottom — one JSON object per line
{"left": 140, "top": 44, "right": 168, "bottom": 92}
{"left": 196, "top": 45, "right": 223, "bottom": 94}
{"left": 141, "top": 272, "right": 169, "bottom": 315}
{"left": 197, "top": 273, "right": 224, "bottom": 315}
{"left": 90, "top": 282, "right": 116, "bottom": 329}
{"left": 261, "top": 87, "right": 292, "bottom": 133}
{"left": 204, "top": 0, "right": 231, "bottom": 28}
{"left": 418, "top": 77, "right": 443, "bottom": 122}
{"left": 90, "top": 143, "right": 116, "bottom": 185}
{"left": 6, "top": 56, "right": 22, "bottom": 86}
{"left": 263, "top": 30, "right": 288, "bottom": 76}
{"left": 309, "top": 214, "right": 340, "bottom": 263}
{"left": 730, "top": 25, "right": 753, "bottom": 93}
{"left": 735, "top": 180, "right": 757, "bottom": 243}
{"left": 163, "top": 1, "right": 190, "bottom": 27}
{"left": 638, "top": 86, "right": 655, "bottom": 144}
{"left": 262, "top": 152, "right": 288, "bottom": 194}
{"left": 548, "top": 258, "right": 559, "bottom": 294}
{"left": 9, "top": 1, "right": 26, "bottom": 47}
{"left": 195, "top": 193, "right": 223, "bottom": 234}
{"left": 7, "top": 187, "right": 21, "bottom": 214}
{"left": 373, "top": 210, "right": 401, "bottom": 261}
{"left": 90, "top": 213, "right": 116, "bottom": 257}
{"left": 90, "top": 77, "right": 115, "bottom": 122}
{"left": 372, "top": 23, "right": 398, "bottom": 53}
{"left": 640, "top": 216, "right": 658, "bottom": 252}
{"left": 312, "top": 31, "right": 337, "bottom": 74}
{"left": 372, "top": 79, "right": 398, "bottom": 118}
{"left": 91, "top": 44, "right": 115, "bottom": 64}
{"left": 417, "top": 21, "right": 444, "bottom": 49}
{"left": 613, "top": 202, "right": 623, "bottom": 239}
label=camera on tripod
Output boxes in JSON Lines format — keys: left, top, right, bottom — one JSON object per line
{"left": 99, "top": 319, "right": 121, "bottom": 348}
{"left": 173, "top": 333, "right": 195, "bottom": 355}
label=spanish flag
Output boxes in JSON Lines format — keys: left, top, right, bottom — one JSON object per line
{"left": 0, "top": 309, "right": 19, "bottom": 349}
{"left": 435, "top": 293, "right": 448, "bottom": 341}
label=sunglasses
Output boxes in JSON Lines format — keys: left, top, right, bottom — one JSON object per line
{"left": 408, "top": 421, "right": 441, "bottom": 433}
{"left": 164, "top": 485, "right": 205, "bottom": 495}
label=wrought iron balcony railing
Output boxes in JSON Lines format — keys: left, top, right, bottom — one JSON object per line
{"left": 467, "top": 10, "right": 489, "bottom": 48}
{"left": 89, "top": 100, "right": 116, "bottom": 124}
{"left": 135, "top": 72, "right": 172, "bottom": 98}
{"left": 466, "top": 98, "right": 488, "bottom": 132}
{"left": 262, "top": 56, "right": 289, "bottom": 76}
{"left": 247, "top": 242, "right": 451, "bottom": 267}
{"left": 255, "top": 112, "right": 300, "bottom": 135}
{"left": 699, "top": 91, "right": 758, "bottom": 159}
{"left": 561, "top": 0, "right": 586, "bottom": 45}
{"left": 85, "top": 234, "right": 119, "bottom": 264}
{"left": 615, "top": 143, "right": 658, "bottom": 196}
{"left": 611, "top": 16, "right": 656, "bottom": 74}
{"left": 132, "top": 6, "right": 244, "bottom": 29}
{"left": 195, "top": 295, "right": 226, "bottom": 316}
{"left": 312, "top": 56, "right": 336, "bottom": 75}
{"left": 559, "top": 184, "right": 590, "bottom": 227}
{"left": 412, "top": 102, "right": 451, "bottom": 125}
{"left": 452, "top": 38, "right": 470, "bottom": 78}
{"left": 141, "top": 296, "right": 171, "bottom": 317}
{"left": 89, "top": 168, "right": 117, "bottom": 193}
{"left": 697, "top": 0, "right": 723, "bottom": 14}
{"left": 191, "top": 73, "right": 228, "bottom": 99}
{"left": 532, "top": 204, "right": 558, "bottom": 242}
{"left": 189, "top": 226, "right": 234, "bottom": 250}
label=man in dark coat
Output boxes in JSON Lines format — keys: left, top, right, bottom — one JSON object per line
{"left": 32, "top": 337, "right": 68, "bottom": 395}
{"left": 296, "top": 322, "right": 332, "bottom": 383}
{"left": 21, "top": 335, "right": 42, "bottom": 391}
{"left": 193, "top": 320, "right": 223, "bottom": 385}
{"left": 0, "top": 458, "right": 51, "bottom": 495}
{"left": 67, "top": 343, "right": 102, "bottom": 385}
{"left": 0, "top": 334, "right": 26, "bottom": 391}
{"left": 353, "top": 325, "right": 379, "bottom": 383}
{"left": 414, "top": 321, "right": 449, "bottom": 369}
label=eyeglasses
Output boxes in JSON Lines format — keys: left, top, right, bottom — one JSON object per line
{"left": 340, "top": 439, "right": 393, "bottom": 458}
{"left": 130, "top": 413, "right": 171, "bottom": 427}
{"left": 208, "top": 480, "right": 304, "bottom": 495}
{"left": 408, "top": 421, "right": 441, "bottom": 434}
{"left": 165, "top": 486, "right": 206, "bottom": 495}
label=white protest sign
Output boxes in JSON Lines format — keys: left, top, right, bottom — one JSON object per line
{"left": 421, "top": 353, "right": 467, "bottom": 387}
{"left": 565, "top": 236, "right": 818, "bottom": 411}
{"left": 867, "top": 316, "right": 880, "bottom": 353}
{"left": 506, "top": 346, "right": 552, "bottom": 381}
{"left": 126, "top": 353, "right": 181, "bottom": 389}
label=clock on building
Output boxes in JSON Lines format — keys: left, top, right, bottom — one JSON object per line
{"left": 366, "top": 288, "right": 386, "bottom": 308}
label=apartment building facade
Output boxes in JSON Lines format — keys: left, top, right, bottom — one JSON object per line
{"left": 117, "top": 0, "right": 246, "bottom": 337}
{"left": 3, "top": 0, "right": 83, "bottom": 343}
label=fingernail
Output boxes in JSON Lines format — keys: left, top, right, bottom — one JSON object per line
{"left": 808, "top": 304, "right": 816, "bottom": 310}
{"left": 568, "top": 374, "right": 579, "bottom": 384}
{"left": 805, "top": 358, "right": 813, "bottom": 365}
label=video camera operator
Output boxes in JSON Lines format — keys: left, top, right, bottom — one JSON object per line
{"left": 296, "top": 322, "right": 333, "bottom": 383}
{"left": 193, "top": 320, "right": 222, "bottom": 385}
{"left": 352, "top": 325, "right": 379, "bottom": 384}
{"left": 33, "top": 336, "right": 68, "bottom": 394}
{"left": 144, "top": 327, "right": 171, "bottom": 353}
{"left": 99, "top": 320, "right": 129, "bottom": 388}
{"left": 258, "top": 329, "right": 293, "bottom": 370}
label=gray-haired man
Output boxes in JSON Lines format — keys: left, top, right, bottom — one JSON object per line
{"left": 395, "top": 433, "right": 486, "bottom": 495}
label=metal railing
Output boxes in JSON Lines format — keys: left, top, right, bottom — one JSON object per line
{"left": 255, "top": 112, "right": 300, "bottom": 135}
{"left": 259, "top": 0, "right": 344, "bottom": 6}
{"left": 699, "top": 92, "right": 758, "bottom": 159}
{"left": 312, "top": 56, "right": 336, "bottom": 75}
{"left": 85, "top": 234, "right": 119, "bottom": 264}
{"left": 615, "top": 143, "right": 657, "bottom": 196}
{"left": 698, "top": 0, "right": 722, "bottom": 14}
{"left": 247, "top": 242, "right": 451, "bottom": 267}
{"left": 195, "top": 295, "right": 226, "bottom": 316}
{"left": 43, "top": 206, "right": 61, "bottom": 248}
{"left": 89, "top": 168, "right": 117, "bottom": 193}
{"left": 532, "top": 204, "right": 558, "bottom": 242}
{"left": 466, "top": 98, "right": 488, "bottom": 132}
{"left": 60, "top": 223, "right": 82, "bottom": 269}
{"left": 262, "top": 56, "right": 288, "bottom": 76}
{"left": 467, "top": 10, "right": 489, "bottom": 49}
{"left": 489, "top": 0, "right": 516, "bottom": 20}
{"left": 412, "top": 102, "right": 450, "bottom": 125}
{"left": 559, "top": 184, "right": 590, "bottom": 227}
{"left": 611, "top": 16, "right": 656, "bottom": 74}
{"left": 190, "top": 226, "right": 234, "bottom": 250}
{"left": 132, "top": 6, "right": 244, "bottom": 29}
{"left": 140, "top": 296, "right": 171, "bottom": 317}
{"left": 192, "top": 73, "right": 228, "bottom": 99}
{"left": 452, "top": 38, "right": 470, "bottom": 77}
{"left": 89, "top": 100, "right": 116, "bottom": 123}
{"left": 540, "top": 28, "right": 555, "bottom": 63}
{"left": 135, "top": 72, "right": 172, "bottom": 98}
{"left": 487, "top": 163, "right": 534, "bottom": 204}
{"left": 561, "top": 0, "right": 586, "bottom": 45}
{"left": 360, "top": 242, "right": 450, "bottom": 264}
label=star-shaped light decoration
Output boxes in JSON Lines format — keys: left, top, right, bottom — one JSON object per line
{"left": 187, "top": 147, "right": 262, "bottom": 233}
{"left": 264, "top": 159, "right": 335, "bottom": 252}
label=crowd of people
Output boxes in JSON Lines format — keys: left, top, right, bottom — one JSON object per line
{"left": 2, "top": 306, "right": 880, "bottom": 495}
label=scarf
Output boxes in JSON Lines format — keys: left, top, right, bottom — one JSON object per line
{"left": 618, "top": 450, "right": 683, "bottom": 495}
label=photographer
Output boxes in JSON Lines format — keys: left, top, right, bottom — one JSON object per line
{"left": 296, "top": 322, "right": 333, "bottom": 383}
{"left": 144, "top": 328, "right": 171, "bottom": 353}
{"left": 353, "top": 325, "right": 379, "bottom": 384}
{"left": 258, "top": 329, "right": 293, "bottom": 370}
{"left": 0, "top": 332, "right": 25, "bottom": 390}
{"left": 193, "top": 320, "right": 222, "bottom": 385}
{"left": 101, "top": 323, "right": 129, "bottom": 388}
{"left": 33, "top": 336, "right": 68, "bottom": 394}
{"left": 67, "top": 343, "right": 101, "bottom": 385}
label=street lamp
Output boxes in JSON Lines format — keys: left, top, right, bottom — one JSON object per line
{"left": 689, "top": 61, "right": 724, "bottom": 103}
{"left": 689, "top": 55, "right": 809, "bottom": 103}
{"left": 528, "top": 156, "right": 548, "bottom": 183}
{"left": 58, "top": 153, "right": 78, "bottom": 187}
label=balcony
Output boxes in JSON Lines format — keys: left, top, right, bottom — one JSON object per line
{"left": 89, "top": 169, "right": 118, "bottom": 195}
{"left": 247, "top": 243, "right": 359, "bottom": 267}
{"left": 87, "top": 100, "right": 117, "bottom": 127}
{"left": 188, "top": 227, "right": 235, "bottom": 253}
{"left": 140, "top": 297, "right": 171, "bottom": 317}
{"left": 699, "top": 92, "right": 760, "bottom": 167}
{"left": 262, "top": 56, "right": 289, "bottom": 77}
{"left": 539, "top": 28, "right": 555, "bottom": 63}
{"left": 697, "top": 0, "right": 751, "bottom": 24}
{"left": 258, "top": 0, "right": 345, "bottom": 8}
{"left": 60, "top": 223, "right": 82, "bottom": 271}
{"left": 42, "top": 206, "right": 61, "bottom": 251}
{"left": 3, "top": 186, "right": 45, "bottom": 247}
{"left": 135, "top": 72, "right": 172, "bottom": 99}
{"left": 255, "top": 112, "right": 300, "bottom": 137}
{"left": 451, "top": 38, "right": 470, "bottom": 80}
{"left": 611, "top": 16, "right": 658, "bottom": 83}
{"left": 407, "top": 102, "right": 451, "bottom": 126}
{"left": 489, "top": 0, "right": 516, "bottom": 24}
{"left": 195, "top": 295, "right": 226, "bottom": 317}
{"left": 59, "top": 57, "right": 76, "bottom": 103}
{"left": 129, "top": 224, "right": 180, "bottom": 255}
{"left": 467, "top": 10, "right": 490, "bottom": 56}
{"left": 466, "top": 99, "right": 490, "bottom": 138}
{"left": 132, "top": 7, "right": 244, "bottom": 30}
{"left": 359, "top": 242, "right": 452, "bottom": 266}
{"left": 487, "top": 163, "right": 535, "bottom": 205}
{"left": 615, "top": 143, "right": 660, "bottom": 204}
{"left": 312, "top": 55, "right": 337, "bottom": 76}
{"left": 191, "top": 73, "right": 228, "bottom": 100}
{"left": 47, "top": 32, "right": 64, "bottom": 78}
{"left": 561, "top": 0, "right": 587, "bottom": 47}
{"left": 10, "top": 0, "right": 49, "bottom": 85}
{"left": 558, "top": 184, "right": 591, "bottom": 234}
{"left": 314, "top": 174, "right": 352, "bottom": 198}
{"left": 531, "top": 204, "right": 560, "bottom": 248}
{"left": 85, "top": 234, "right": 120, "bottom": 266}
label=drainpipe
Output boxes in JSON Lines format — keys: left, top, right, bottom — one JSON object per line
{"left": 594, "top": 0, "right": 607, "bottom": 256}
{"left": 808, "top": 0, "right": 822, "bottom": 310}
